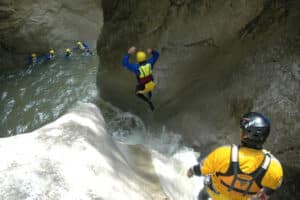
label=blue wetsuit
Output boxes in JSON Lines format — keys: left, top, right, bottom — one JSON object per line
{"left": 45, "top": 53, "right": 55, "bottom": 61}
{"left": 74, "top": 42, "right": 92, "bottom": 54}
{"left": 65, "top": 52, "right": 72, "bottom": 59}
{"left": 83, "top": 43, "right": 89, "bottom": 49}
{"left": 27, "top": 56, "right": 42, "bottom": 65}
{"left": 122, "top": 50, "right": 159, "bottom": 75}
{"left": 122, "top": 50, "right": 160, "bottom": 111}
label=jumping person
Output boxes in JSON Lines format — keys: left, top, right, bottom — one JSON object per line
{"left": 122, "top": 46, "right": 159, "bottom": 111}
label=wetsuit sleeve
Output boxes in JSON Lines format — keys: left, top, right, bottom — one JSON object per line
{"left": 201, "top": 146, "right": 231, "bottom": 175}
{"left": 45, "top": 54, "right": 50, "bottom": 60}
{"left": 122, "top": 54, "right": 139, "bottom": 74}
{"left": 147, "top": 50, "right": 159, "bottom": 68}
{"left": 192, "top": 164, "right": 202, "bottom": 176}
{"left": 261, "top": 157, "right": 283, "bottom": 191}
{"left": 83, "top": 43, "right": 89, "bottom": 48}
{"left": 263, "top": 187, "right": 275, "bottom": 196}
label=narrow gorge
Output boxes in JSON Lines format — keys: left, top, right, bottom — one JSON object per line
{"left": 0, "top": 0, "right": 299, "bottom": 199}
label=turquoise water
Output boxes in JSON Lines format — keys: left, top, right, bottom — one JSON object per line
{"left": 0, "top": 49, "right": 200, "bottom": 200}
{"left": 0, "top": 50, "right": 186, "bottom": 155}
{"left": 0, "top": 53, "right": 98, "bottom": 137}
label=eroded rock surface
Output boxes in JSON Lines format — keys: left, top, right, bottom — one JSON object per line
{"left": 97, "top": 1, "right": 300, "bottom": 198}
{"left": 0, "top": 0, "right": 102, "bottom": 70}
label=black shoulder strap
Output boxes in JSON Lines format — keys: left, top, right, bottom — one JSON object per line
{"left": 216, "top": 144, "right": 238, "bottom": 176}
{"left": 217, "top": 145, "right": 272, "bottom": 196}
{"left": 250, "top": 152, "right": 271, "bottom": 188}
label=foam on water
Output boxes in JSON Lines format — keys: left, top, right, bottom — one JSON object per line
{"left": 99, "top": 101, "right": 205, "bottom": 200}
{"left": 0, "top": 53, "right": 206, "bottom": 199}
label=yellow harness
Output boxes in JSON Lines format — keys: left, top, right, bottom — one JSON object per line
{"left": 137, "top": 81, "right": 156, "bottom": 94}
{"left": 137, "top": 63, "right": 155, "bottom": 93}
{"left": 138, "top": 63, "right": 152, "bottom": 79}
{"left": 215, "top": 145, "right": 271, "bottom": 197}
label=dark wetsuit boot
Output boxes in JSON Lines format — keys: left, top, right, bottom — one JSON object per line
{"left": 148, "top": 92, "right": 152, "bottom": 99}
{"left": 148, "top": 101, "right": 155, "bottom": 111}
{"left": 136, "top": 93, "right": 155, "bottom": 111}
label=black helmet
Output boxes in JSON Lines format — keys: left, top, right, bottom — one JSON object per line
{"left": 240, "top": 112, "right": 270, "bottom": 149}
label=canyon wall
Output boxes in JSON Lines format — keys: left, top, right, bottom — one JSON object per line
{"left": 0, "top": 0, "right": 102, "bottom": 70}
{"left": 97, "top": 1, "right": 300, "bottom": 198}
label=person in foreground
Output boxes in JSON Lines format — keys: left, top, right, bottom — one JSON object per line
{"left": 122, "top": 46, "right": 159, "bottom": 111}
{"left": 187, "top": 112, "right": 283, "bottom": 200}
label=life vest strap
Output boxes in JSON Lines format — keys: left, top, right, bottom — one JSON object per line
{"left": 218, "top": 144, "right": 271, "bottom": 196}
{"left": 220, "top": 180, "right": 258, "bottom": 195}
{"left": 227, "top": 145, "right": 239, "bottom": 192}
{"left": 139, "top": 63, "right": 152, "bottom": 78}
{"left": 139, "top": 75, "right": 153, "bottom": 84}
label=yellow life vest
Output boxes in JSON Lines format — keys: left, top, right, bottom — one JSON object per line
{"left": 138, "top": 63, "right": 152, "bottom": 79}
{"left": 200, "top": 145, "right": 283, "bottom": 200}
{"left": 215, "top": 145, "right": 271, "bottom": 197}
{"left": 136, "top": 63, "right": 155, "bottom": 93}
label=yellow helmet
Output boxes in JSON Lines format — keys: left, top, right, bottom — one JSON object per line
{"left": 77, "top": 41, "right": 82, "bottom": 45}
{"left": 50, "top": 49, "right": 55, "bottom": 54}
{"left": 66, "top": 48, "right": 71, "bottom": 53}
{"left": 136, "top": 51, "right": 146, "bottom": 63}
{"left": 31, "top": 53, "right": 36, "bottom": 57}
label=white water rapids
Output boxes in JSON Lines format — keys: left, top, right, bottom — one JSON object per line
{"left": 0, "top": 103, "right": 203, "bottom": 200}
{"left": 0, "top": 53, "right": 204, "bottom": 199}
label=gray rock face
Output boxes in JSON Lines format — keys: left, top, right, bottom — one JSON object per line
{"left": 0, "top": 0, "right": 102, "bottom": 70}
{"left": 97, "top": 0, "right": 300, "bottom": 198}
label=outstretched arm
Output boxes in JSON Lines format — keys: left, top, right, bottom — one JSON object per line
{"left": 255, "top": 158, "right": 283, "bottom": 200}
{"left": 187, "top": 164, "right": 202, "bottom": 178}
{"left": 187, "top": 146, "right": 231, "bottom": 178}
{"left": 147, "top": 48, "right": 160, "bottom": 67}
{"left": 255, "top": 188, "right": 274, "bottom": 200}
{"left": 122, "top": 46, "right": 139, "bottom": 74}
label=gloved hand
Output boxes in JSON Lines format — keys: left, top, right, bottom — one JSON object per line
{"left": 255, "top": 188, "right": 270, "bottom": 200}
{"left": 128, "top": 46, "right": 136, "bottom": 54}
{"left": 250, "top": 188, "right": 270, "bottom": 200}
{"left": 147, "top": 48, "right": 152, "bottom": 54}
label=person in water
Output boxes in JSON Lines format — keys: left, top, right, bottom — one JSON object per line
{"left": 122, "top": 46, "right": 160, "bottom": 111}
{"left": 65, "top": 48, "right": 72, "bottom": 58}
{"left": 76, "top": 41, "right": 92, "bottom": 55}
{"left": 187, "top": 112, "right": 283, "bottom": 200}
{"left": 45, "top": 49, "right": 55, "bottom": 61}
{"left": 28, "top": 53, "right": 41, "bottom": 65}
